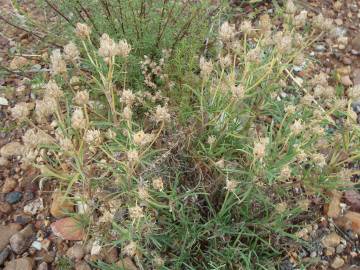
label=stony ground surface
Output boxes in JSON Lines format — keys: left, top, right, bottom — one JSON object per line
{"left": 1, "top": 0, "right": 360, "bottom": 269}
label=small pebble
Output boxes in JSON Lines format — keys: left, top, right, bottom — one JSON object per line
{"left": 5, "top": 191, "right": 23, "bottom": 204}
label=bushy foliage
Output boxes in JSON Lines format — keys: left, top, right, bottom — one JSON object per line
{"left": 7, "top": 0, "right": 360, "bottom": 269}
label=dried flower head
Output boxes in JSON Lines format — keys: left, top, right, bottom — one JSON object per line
{"left": 313, "top": 14, "right": 333, "bottom": 31}
{"left": 152, "top": 177, "right": 164, "bottom": 191}
{"left": 285, "top": 0, "right": 296, "bottom": 14}
{"left": 64, "top": 42, "right": 80, "bottom": 61}
{"left": 133, "top": 130, "right": 153, "bottom": 146}
{"left": 35, "top": 97, "right": 56, "bottom": 121}
{"left": 138, "top": 186, "right": 149, "bottom": 200}
{"left": 219, "top": 21, "right": 236, "bottom": 42}
{"left": 219, "top": 54, "right": 232, "bottom": 68}
{"left": 231, "top": 84, "right": 245, "bottom": 99}
{"left": 259, "top": 14, "right": 271, "bottom": 34}
{"left": 199, "top": 56, "right": 213, "bottom": 78}
{"left": 311, "top": 153, "right": 326, "bottom": 168}
{"left": 284, "top": 105, "right": 296, "bottom": 114}
{"left": 59, "top": 137, "right": 74, "bottom": 151}
{"left": 50, "top": 49, "right": 67, "bottom": 75}
{"left": 240, "top": 20, "right": 252, "bottom": 35}
{"left": 116, "top": 39, "right": 131, "bottom": 57}
{"left": 75, "top": 23, "right": 91, "bottom": 39}
{"left": 154, "top": 105, "right": 170, "bottom": 123}
{"left": 11, "top": 102, "right": 32, "bottom": 120}
{"left": 275, "top": 202, "right": 287, "bottom": 213}
{"left": 45, "top": 80, "right": 63, "bottom": 99}
{"left": 120, "top": 89, "right": 136, "bottom": 106}
{"left": 290, "top": 119, "right": 304, "bottom": 135}
{"left": 73, "top": 90, "right": 89, "bottom": 105}
{"left": 279, "top": 165, "right": 291, "bottom": 180}
{"left": 253, "top": 138, "right": 268, "bottom": 160}
{"left": 70, "top": 76, "right": 80, "bottom": 85}
{"left": 225, "top": 179, "right": 238, "bottom": 192}
{"left": 129, "top": 205, "right": 144, "bottom": 220}
{"left": 247, "top": 47, "right": 261, "bottom": 63}
{"left": 294, "top": 10, "right": 308, "bottom": 27}
{"left": 105, "top": 129, "right": 116, "bottom": 140}
{"left": 99, "top": 33, "right": 117, "bottom": 59}
{"left": 301, "top": 94, "right": 314, "bottom": 105}
{"left": 348, "top": 85, "right": 360, "bottom": 99}
{"left": 123, "top": 106, "right": 133, "bottom": 120}
{"left": 71, "top": 108, "right": 86, "bottom": 130}
{"left": 127, "top": 150, "right": 139, "bottom": 163}
{"left": 207, "top": 135, "right": 216, "bottom": 145}
{"left": 123, "top": 241, "right": 137, "bottom": 257}
{"left": 274, "top": 32, "right": 292, "bottom": 53}
{"left": 215, "top": 158, "right": 225, "bottom": 168}
{"left": 84, "top": 129, "right": 102, "bottom": 146}
{"left": 310, "top": 72, "right": 328, "bottom": 87}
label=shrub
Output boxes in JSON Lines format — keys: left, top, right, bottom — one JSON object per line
{"left": 7, "top": 0, "right": 360, "bottom": 269}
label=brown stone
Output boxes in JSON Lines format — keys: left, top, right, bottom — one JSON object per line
{"left": 66, "top": 244, "right": 85, "bottom": 260}
{"left": 0, "top": 142, "right": 23, "bottom": 158}
{"left": 9, "top": 224, "right": 35, "bottom": 254}
{"left": 327, "top": 191, "right": 342, "bottom": 218}
{"left": 344, "top": 211, "right": 360, "bottom": 233}
{"left": 50, "top": 191, "right": 74, "bottom": 218}
{"left": 116, "top": 257, "right": 138, "bottom": 270}
{"left": 9, "top": 56, "right": 28, "bottom": 70}
{"left": 4, "top": 257, "right": 34, "bottom": 270}
{"left": 75, "top": 261, "right": 91, "bottom": 270}
{"left": 321, "top": 232, "right": 342, "bottom": 248}
{"left": 103, "top": 246, "right": 119, "bottom": 264}
{"left": 331, "top": 256, "right": 344, "bottom": 269}
{"left": 51, "top": 218, "right": 85, "bottom": 241}
{"left": 2, "top": 178, "right": 17, "bottom": 193}
{"left": 0, "top": 224, "right": 22, "bottom": 251}
{"left": 0, "top": 202, "right": 12, "bottom": 214}
{"left": 344, "top": 190, "right": 360, "bottom": 212}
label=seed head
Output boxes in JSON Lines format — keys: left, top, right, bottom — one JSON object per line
{"left": 71, "top": 108, "right": 86, "bottom": 130}
{"left": 154, "top": 105, "right": 170, "bottom": 123}
{"left": 311, "top": 153, "right": 326, "bottom": 168}
{"left": 64, "top": 42, "right": 80, "bottom": 61}
{"left": 105, "top": 129, "right": 116, "bottom": 140}
{"left": 84, "top": 129, "right": 102, "bottom": 146}
{"left": 99, "top": 33, "right": 118, "bottom": 59}
{"left": 290, "top": 119, "right": 303, "bottom": 135}
{"left": 123, "top": 106, "right": 133, "bottom": 120}
{"left": 50, "top": 49, "right": 67, "bottom": 75}
{"left": 74, "top": 90, "right": 89, "bottom": 105}
{"left": 116, "top": 39, "right": 131, "bottom": 57}
{"left": 129, "top": 205, "right": 144, "bottom": 220}
{"left": 35, "top": 97, "right": 56, "bottom": 122}
{"left": 279, "top": 165, "right": 291, "bottom": 180}
{"left": 199, "top": 56, "right": 213, "bottom": 78}
{"left": 294, "top": 10, "right": 308, "bottom": 27}
{"left": 219, "top": 21, "right": 236, "bottom": 42}
{"left": 207, "top": 135, "right": 216, "bottom": 145}
{"left": 11, "top": 102, "right": 31, "bottom": 120}
{"left": 120, "top": 89, "right": 136, "bottom": 106}
{"left": 133, "top": 130, "right": 153, "bottom": 146}
{"left": 45, "top": 80, "right": 63, "bottom": 99}
{"left": 285, "top": 0, "right": 296, "bottom": 14}
{"left": 152, "top": 177, "right": 164, "bottom": 191}
{"left": 253, "top": 138, "right": 268, "bottom": 160}
{"left": 225, "top": 179, "right": 238, "bottom": 192}
{"left": 59, "top": 137, "right": 74, "bottom": 151}
{"left": 240, "top": 20, "right": 252, "bottom": 35}
{"left": 127, "top": 150, "right": 139, "bottom": 163}
{"left": 75, "top": 23, "right": 91, "bottom": 39}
